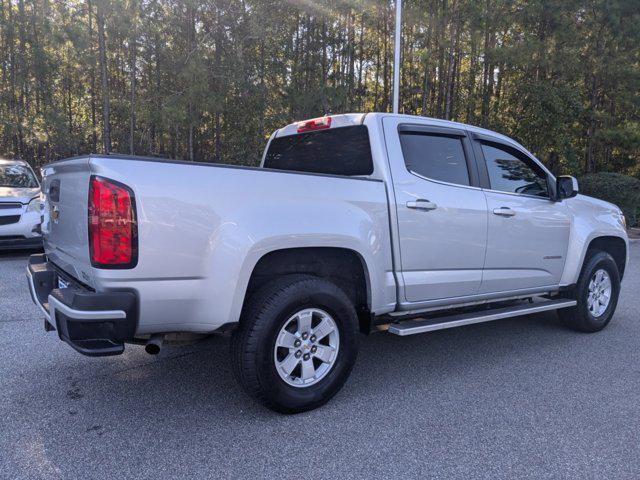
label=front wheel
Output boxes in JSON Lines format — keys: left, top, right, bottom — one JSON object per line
{"left": 559, "top": 250, "right": 621, "bottom": 333}
{"left": 231, "top": 275, "right": 359, "bottom": 413}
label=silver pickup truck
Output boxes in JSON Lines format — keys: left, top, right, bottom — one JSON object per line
{"left": 27, "top": 113, "right": 629, "bottom": 413}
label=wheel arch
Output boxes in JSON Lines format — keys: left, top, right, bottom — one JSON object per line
{"left": 242, "top": 247, "right": 373, "bottom": 333}
{"left": 585, "top": 236, "right": 627, "bottom": 280}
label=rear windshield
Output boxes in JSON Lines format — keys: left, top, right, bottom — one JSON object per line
{"left": 264, "top": 125, "right": 374, "bottom": 176}
{"left": 0, "top": 164, "right": 38, "bottom": 188}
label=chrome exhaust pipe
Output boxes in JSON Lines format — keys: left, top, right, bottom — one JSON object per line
{"left": 145, "top": 333, "right": 164, "bottom": 355}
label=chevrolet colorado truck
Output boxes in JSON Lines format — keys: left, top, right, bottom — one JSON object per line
{"left": 26, "top": 113, "right": 629, "bottom": 413}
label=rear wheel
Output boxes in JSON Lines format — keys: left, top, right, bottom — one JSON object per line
{"left": 559, "top": 250, "right": 621, "bottom": 332}
{"left": 231, "top": 275, "right": 359, "bottom": 413}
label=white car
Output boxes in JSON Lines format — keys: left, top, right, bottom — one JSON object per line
{"left": 27, "top": 113, "right": 628, "bottom": 413}
{"left": 0, "top": 159, "right": 43, "bottom": 250}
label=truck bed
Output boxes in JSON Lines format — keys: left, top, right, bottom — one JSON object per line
{"left": 40, "top": 155, "right": 395, "bottom": 334}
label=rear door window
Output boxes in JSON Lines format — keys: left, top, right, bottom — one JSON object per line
{"left": 399, "top": 133, "right": 470, "bottom": 186}
{"left": 264, "top": 125, "right": 373, "bottom": 176}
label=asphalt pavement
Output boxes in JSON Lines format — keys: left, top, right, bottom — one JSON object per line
{"left": 1, "top": 243, "right": 639, "bottom": 479}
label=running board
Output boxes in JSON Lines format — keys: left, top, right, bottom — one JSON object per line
{"left": 387, "top": 299, "right": 577, "bottom": 336}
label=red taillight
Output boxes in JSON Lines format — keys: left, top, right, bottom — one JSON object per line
{"left": 88, "top": 176, "right": 137, "bottom": 268}
{"left": 297, "top": 116, "right": 331, "bottom": 133}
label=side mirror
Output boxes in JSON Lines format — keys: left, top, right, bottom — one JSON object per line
{"left": 556, "top": 175, "right": 579, "bottom": 200}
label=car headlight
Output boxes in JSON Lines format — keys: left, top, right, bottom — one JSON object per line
{"left": 26, "top": 196, "right": 43, "bottom": 213}
{"left": 615, "top": 211, "right": 626, "bottom": 229}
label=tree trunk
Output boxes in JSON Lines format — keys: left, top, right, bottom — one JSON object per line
{"left": 357, "top": 12, "right": 365, "bottom": 107}
{"left": 154, "top": 33, "right": 163, "bottom": 155}
{"left": 466, "top": 30, "right": 477, "bottom": 123}
{"left": 421, "top": 2, "right": 435, "bottom": 114}
{"left": 435, "top": 0, "right": 447, "bottom": 118}
{"left": 186, "top": 2, "right": 195, "bottom": 161}
{"left": 87, "top": 0, "right": 98, "bottom": 152}
{"left": 381, "top": 4, "right": 390, "bottom": 112}
{"left": 128, "top": 0, "right": 137, "bottom": 155}
{"left": 481, "top": 1, "right": 494, "bottom": 128}
{"left": 372, "top": 12, "right": 381, "bottom": 110}
{"left": 96, "top": 0, "right": 110, "bottom": 154}
{"left": 585, "top": 76, "right": 599, "bottom": 173}
{"left": 451, "top": 27, "right": 461, "bottom": 120}
{"left": 443, "top": 0, "right": 458, "bottom": 120}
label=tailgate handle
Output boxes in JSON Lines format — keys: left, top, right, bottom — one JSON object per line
{"left": 49, "top": 180, "right": 61, "bottom": 202}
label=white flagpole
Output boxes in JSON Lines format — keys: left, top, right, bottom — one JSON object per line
{"left": 392, "top": 0, "right": 402, "bottom": 114}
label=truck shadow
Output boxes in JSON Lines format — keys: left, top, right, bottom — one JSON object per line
{"left": 55, "top": 310, "right": 579, "bottom": 423}
{"left": 10, "top": 303, "right": 628, "bottom": 471}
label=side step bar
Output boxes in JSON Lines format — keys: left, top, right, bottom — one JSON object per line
{"left": 387, "top": 299, "right": 577, "bottom": 336}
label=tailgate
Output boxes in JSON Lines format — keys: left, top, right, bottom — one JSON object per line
{"left": 41, "top": 157, "right": 95, "bottom": 287}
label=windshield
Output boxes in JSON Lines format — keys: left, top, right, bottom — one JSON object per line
{"left": 0, "top": 164, "right": 39, "bottom": 188}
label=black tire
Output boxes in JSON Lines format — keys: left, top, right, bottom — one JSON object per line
{"left": 559, "top": 250, "right": 621, "bottom": 333}
{"left": 231, "top": 275, "right": 359, "bottom": 414}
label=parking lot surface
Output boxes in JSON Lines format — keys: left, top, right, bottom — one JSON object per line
{"left": 1, "top": 243, "right": 639, "bottom": 479}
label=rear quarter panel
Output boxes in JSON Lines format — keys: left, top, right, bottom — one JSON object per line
{"left": 88, "top": 157, "right": 395, "bottom": 334}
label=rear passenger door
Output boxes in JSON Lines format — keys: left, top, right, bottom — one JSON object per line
{"left": 383, "top": 118, "right": 488, "bottom": 303}
{"left": 471, "top": 134, "right": 571, "bottom": 293}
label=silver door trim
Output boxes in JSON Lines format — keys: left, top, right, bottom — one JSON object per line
{"left": 408, "top": 170, "right": 483, "bottom": 191}
{"left": 482, "top": 187, "right": 555, "bottom": 202}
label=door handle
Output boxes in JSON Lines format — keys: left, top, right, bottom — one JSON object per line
{"left": 493, "top": 207, "right": 516, "bottom": 217}
{"left": 406, "top": 199, "right": 438, "bottom": 211}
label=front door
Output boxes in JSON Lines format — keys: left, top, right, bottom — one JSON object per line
{"left": 383, "top": 117, "right": 488, "bottom": 303}
{"left": 474, "top": 138, "right": 571, "bottom": 293}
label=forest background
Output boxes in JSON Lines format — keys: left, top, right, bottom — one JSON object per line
{"left": 1, "top": 0, "right": 639, "bottom": 223}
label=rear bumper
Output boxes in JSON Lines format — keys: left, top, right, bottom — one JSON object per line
{"left": 26, "top": 254, "right": 137, "bottom": 356}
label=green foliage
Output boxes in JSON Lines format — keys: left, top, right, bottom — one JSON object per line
{"left": 579, "top": 172, "right": 640, "bottom": 227}
{"left": 0, "top": 0, "right": 638, "bottom": 175}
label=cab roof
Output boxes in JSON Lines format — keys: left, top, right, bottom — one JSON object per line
{"left": 275, "top": 113, "right": 366, "bottom": 138}
{"left": 275, "top": 112, "right": 531, "bottom": 158}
